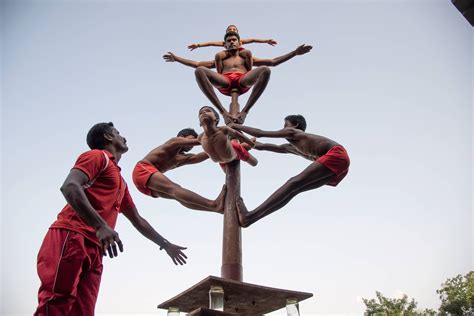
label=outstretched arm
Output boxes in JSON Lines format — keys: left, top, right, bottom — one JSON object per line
{"left": 230, "top": 124, "right": 300, "bottom": 139}
{"left": 253, "top": 44, "right": 312, "bottom": 67}
{"left": 241, "top": 38, "right": 277, "bottom": 46}
{"left": 163, "top": 52, "right": 215, "bottom": 69}
{"left": 175, "top": 152, "right": 209, "bottom": 167}
{"left": 122, "top": 206, "right": 188, "bottom": 265}
{"left": 223, "top": 126, "right": 255, "bottom": 148}
{"left": 254, "top": 142, "right": 292, "bottom": 153}
{"left": 255, "top": 142, "right": 313, "bottom": 160}
{"left": 169, "top": 137, "right": 201, "bottom": 149}
{"left": 188, "top": 41, "right": 225, "bottom": 51}
{"left": 188, "top": 39, "right": 277, "bottom": 51}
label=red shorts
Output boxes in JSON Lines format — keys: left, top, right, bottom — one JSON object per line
{"left": 132, "top": 161, "right": 159, "bottom": 197}
{"left": 35, "top": 228, "right": 103, "bottom": 316}
{"left": 317, "top": 145, "right": 350, "bottom": 186}
{"left": 219, "top": 140, "right": 250, "bottom": 170}
{"left": 231, "top": 140, "right": 250, "bottom": 161}
{"left": 218, "top": 72, "right": 250, "bottom": 96}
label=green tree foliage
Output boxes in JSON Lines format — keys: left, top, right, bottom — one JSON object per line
{"left": 437, "top": 271, "right": 474, "bottom": 315}
{"left": 362, "top": 291, "right": 436, "bottom": 315}
{"left": 363, "top": 291, "right": 417, "bottom": 315}
{"left": 421, "top": 308, "right": 437, "bottom": 315}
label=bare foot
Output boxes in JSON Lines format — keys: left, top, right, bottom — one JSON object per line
{"left": 214, "top": 185, "right": 227, "bottom": 214}
{"left": 235, "top": 197, "right": 250, "bottom": 227}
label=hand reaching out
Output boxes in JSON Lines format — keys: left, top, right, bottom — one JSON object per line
{"left": 266, "top": 39, "right": 278, "bottom": 46}
{"left": 295, "top": 44, "right": 312, "bottom": 55}
{"left": 161, "top": 241, "right": 188, "bottom": 265}
{"left": 163, "top": 52, "right": 177, "bottom": 62}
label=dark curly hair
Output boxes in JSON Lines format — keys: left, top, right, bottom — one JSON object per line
{"left": 199, "top": 106, "right": 220, "bottom": 126}
{"left": 177, "top": 128, "right": 198, "bottom": 138}
{"left": 284, "top": 115, "right": 307, "bottom": 131}
{"left": 224, "top": 31, "right": 240, "bottom": 42}
{"left": 86, "top": 122, "right": 115, "bottom": 149}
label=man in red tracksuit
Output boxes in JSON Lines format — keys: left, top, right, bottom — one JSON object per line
{"left": 34, "top": 122, "right": 187, "bottom": 315}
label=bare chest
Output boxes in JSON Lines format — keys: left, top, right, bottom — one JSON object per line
{"left": 201, "top": 133, "right": 233, "bottom": 162}
{"left": 222, "top": 55, "right": 246, "bottom": 72}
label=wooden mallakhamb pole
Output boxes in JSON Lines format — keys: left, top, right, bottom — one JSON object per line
{"left": 221, "top": 89, "right": 243, "bottom": 281}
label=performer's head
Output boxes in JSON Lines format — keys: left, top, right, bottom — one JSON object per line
{"left": 224, "top": 31, "right": 241, "bottom": 51}
{"left": 177, "top": 128, "right": 198, "bottom": 152}
{"left": 226, "top": 25, "right": 239, "bottom": 33}
{"left": 199, "top": 106, "right": 220, "bottom": 127}
{"left": 284, "top": 115, "right": 307, "bottom": 131}
{"left": 87, "top": 122, "right": 128, "bottom": 152}
{"left": 177, "top": 128, "right": 198, "bottom": 138}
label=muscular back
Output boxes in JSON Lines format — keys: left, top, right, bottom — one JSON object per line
{"left": 287, "top": 130, "right": 340, "bottom": 160}
{"left": 142, "top": 138, "right": 195, "bottom": 173}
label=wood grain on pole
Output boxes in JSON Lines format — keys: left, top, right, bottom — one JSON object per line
{"left": 221, "top": 89, "right": 243, "bottom": 281}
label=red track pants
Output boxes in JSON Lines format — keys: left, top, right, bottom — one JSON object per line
{"left": 34, "top": 228, "right": 103, "bottom": 316}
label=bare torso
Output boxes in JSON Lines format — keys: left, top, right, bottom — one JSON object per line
{"left": 141, "top": 139, "right": 189, "bottom": 173}
{"left": 221, "top": 52, "right": 248, "bottom": 73}
{"left": 287, "top": 132, "right": 340, "bottom": 160}
{"left": 199, "top": 127, "right": 236, "bottom": 163}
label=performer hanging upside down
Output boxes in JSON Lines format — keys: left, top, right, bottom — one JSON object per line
{"left": 132, "top": 128, "right": 226, "bottom": 213}
{"left": 163, "top": 31, "right": 312, "bottom": 124}
{"left": 229, "top": 115, "right": 350, "bottom": 227}
{"left": 187, "top": 24, "right": 277, "bottom": 51}
{"left": 197, "top": 106, "right": 258, "bottom": 169}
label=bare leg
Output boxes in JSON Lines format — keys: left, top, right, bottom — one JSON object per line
{"left": 148, "top": 172, "right": 226, "bottom": 213}
{"left": 244, "top": 152, "right": 258, "bottom": 167}
{"left": 194, "top": 66, "right": 234, "bottom": 123}
{"left": 236, "top": 66, "right": 271, "bottom": 124}
{"left": 236, "top": 162, "right": 335, "bottom": 227}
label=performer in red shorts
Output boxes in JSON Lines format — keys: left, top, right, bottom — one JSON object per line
{"left": 163, "top": 32, "right": 312, "bottom": 124}
{"left": 34, "top": 122, "right": 187, "bottom": 316}
{"left": 132, "top": 128, "right": 226, "bottom": 213}
{"left": 229, "top": 115, "right": 350, "bottom": 227}
{"left": 217, "top": 72, "right": 251, "bottom": 96}
{"left": 197, "top": 106, "right": 258, "bottom": 168}
{"left": 187, "top": 24, "right": 277, "bottom": 51}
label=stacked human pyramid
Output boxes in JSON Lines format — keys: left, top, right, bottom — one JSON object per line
{"left": 156, "top": 25, "right": 350, "bottom": 316}
{"left": 33, "top": 23, "right": 351, "bottom": 316}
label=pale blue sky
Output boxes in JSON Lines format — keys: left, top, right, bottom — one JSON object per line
{"left": 1, "top": 1, "right": 473, "bottom": 315}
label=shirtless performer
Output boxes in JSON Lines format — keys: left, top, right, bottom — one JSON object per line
{"left": 229, "top": 115, "right": 350, "bottom": 227}
{"left": 187, "top": 24, "right": 277, "bottom": 51}
{"left": 197, "top": 106, "right": 258, "bottom": 168}
{"left": 132, "top": 128, "right": 226, "bottom": 213}
{"left": 163, "top": 32, "right": 312, "bottom": 124}
{"left": 196, "top": 25, "right": 276, "bottom": 83}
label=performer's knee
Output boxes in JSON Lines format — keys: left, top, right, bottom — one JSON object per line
{"left": 286, "top": 175, "right": 303, "bottom": 190}
{"left": 195, "top": 66, "right": 207, "bottom": 78}
{"left": 259, "top": 66, "right": 271, "bottom": 77}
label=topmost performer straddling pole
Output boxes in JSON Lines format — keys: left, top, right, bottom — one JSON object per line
{"left": 163, "top": 31, "right": 312, "bottom": 124}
